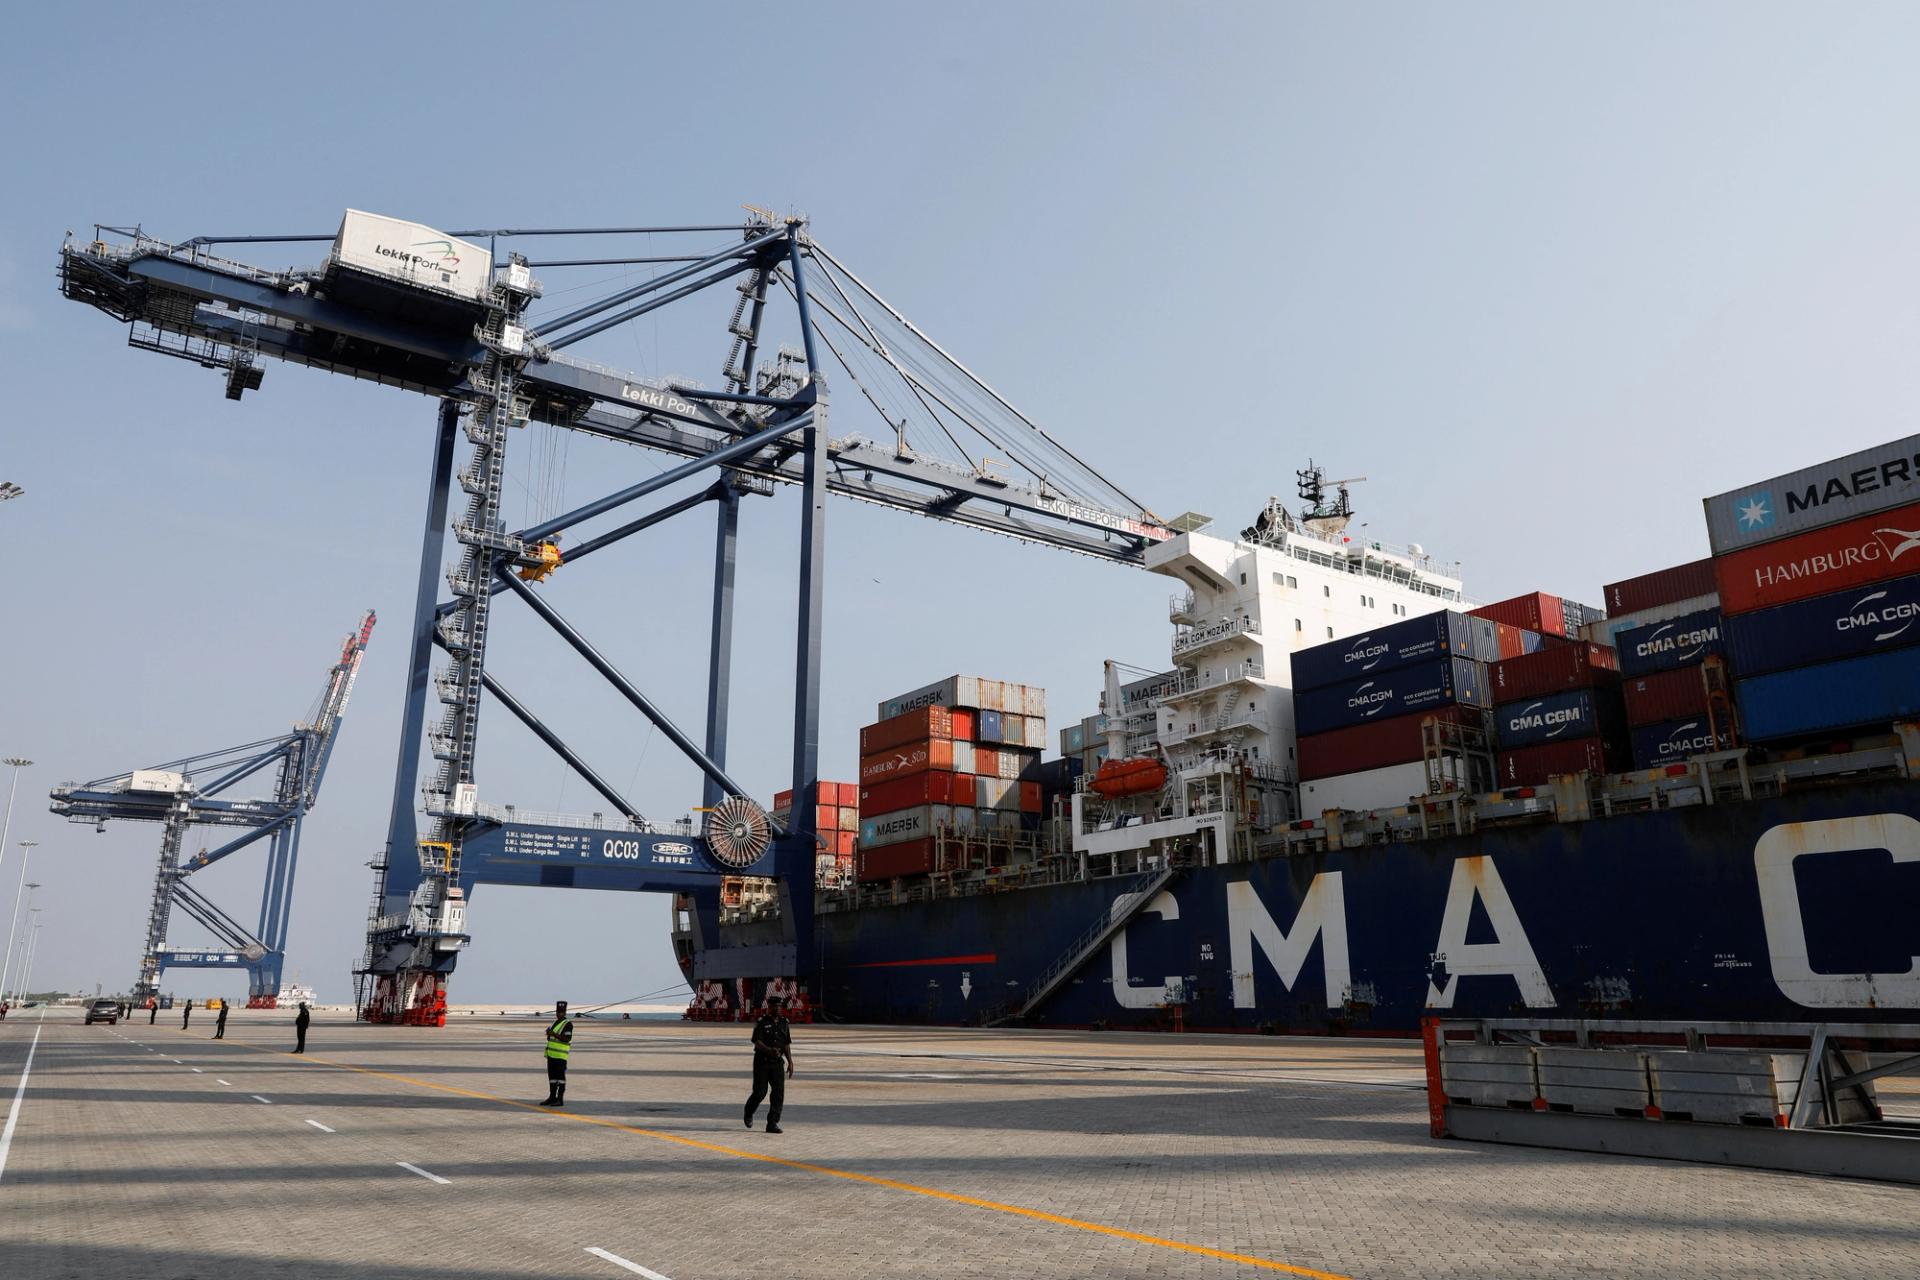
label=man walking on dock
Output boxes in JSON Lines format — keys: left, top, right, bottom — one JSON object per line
{"left": 213, "top": 999, "right": 229, "bottom": 1040}
{"left": 744, "top": 995, "right": 794, "bottom": 1134}
{"left": 540, "top": 1001, "right": 573, "bottom": 1107}
{"left": 181, "top": 999, "right": 192, "bottom": 1030}
{"left": 293, "top": 1002, "right": 310, "bottom": 1054}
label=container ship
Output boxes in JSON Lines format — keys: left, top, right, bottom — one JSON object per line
{"left": 675, "top": 445, "right": 1920, "bottom": 1032}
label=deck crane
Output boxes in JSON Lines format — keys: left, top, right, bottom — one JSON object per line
{"left": 50, "top": 612, "right": 375, "bottom": 1007}
{"left": 58, "top": 210, "right": 1171, "bottom": 1024}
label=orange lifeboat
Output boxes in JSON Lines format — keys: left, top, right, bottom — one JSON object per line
{"left": 1090, "top": 756, "right": 1168, "bottom": 798}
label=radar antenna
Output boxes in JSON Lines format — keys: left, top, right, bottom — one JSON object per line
{"left": 1295, "top": 461, "right": 1365, "bottom": 538}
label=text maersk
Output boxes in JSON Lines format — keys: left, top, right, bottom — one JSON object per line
{"left": 1782, "top": 455, "right": 1920, "bottom": 518}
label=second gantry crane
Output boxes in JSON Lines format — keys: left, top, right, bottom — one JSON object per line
{"left": 51, "top": 612, "right": 375, "bottom": 1006}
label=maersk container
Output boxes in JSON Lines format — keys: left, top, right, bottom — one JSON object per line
{"left": 1703, "top": 434, "right": 1920, "bottom": 554}
{"left": 331, "top": 210, "right": 493, "bottom": 303}
{"left": 1629, "top": 717, "right": 1722, "bottom": 768}
{"left": 1713, "top": 497, "right": 1920, "bottom": 615}
{"left": 1723, "top": 571, "right": 1920, "bottom": 677}
{"left": 879, "top": 675, "right": 986, "bottom": 720}
{"left": 1614, "top": 608, "right": 1724, "bottom": 678}
{"left": 1736, "top": 646, "right": 1920, "bottom": 740}
{"left": 1289, "top": 612, "right": 1488, "bottom": 691}
{"left": 1061, "top": 724, "right": 1086, "bottom": 754}
{"left": 1622, "top": 666, "right": 1708, "bottom": 726}
{"left": 1495, "top": 736, "right": 1620, "bottom": 787}
{"left": 1493, "top": 688, "right": 1622, "bottom": 750}
{"left": 859, "top": 805, "right": 949, "bottom": 849}
{"left": 1292, "top": 656, "right": 1487, "bottom": 737}
{"left": 1490, "top": 642, "right": 1618, "bottom": 702}
{"left": 1296, "top": 704, "right": 1483, "bottom": 782}
{"left": 1604, "top": 559, "right": 1717, "bottom": 617}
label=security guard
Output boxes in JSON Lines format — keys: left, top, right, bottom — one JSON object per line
{"left": 540, "top": 1001, "right": 574, "bottom": 1107}
{"left": 744, "top": 995, "right": 794, "bottom": 1133}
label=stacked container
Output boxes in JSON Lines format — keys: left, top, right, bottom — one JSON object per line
{"left": 1704, "top": 436, "right": 1920, "bottom": 741}
{"left": 1488, "top": 642, "right": 1628, "bottom": 785}
{"left": 858, "top": 679, "right": 1046, "bottom": 882}
{"left": 1469, "top": 591, "right": 1602, "bottom": 642}
{"left": 771, "top": 782, "right": 859, "bottom": 883}
{"left": 1291, "top": 611, "right": 1498, "bottom": 812}
{"left": 1587, "top": 559, "right": 1731, "bottom": 768}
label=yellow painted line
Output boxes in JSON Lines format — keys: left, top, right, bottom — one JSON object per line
{"left": 208, "top": 1032, "right": 1352, "bottom": 1279}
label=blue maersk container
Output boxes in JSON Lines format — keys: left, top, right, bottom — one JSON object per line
{"left": 1493, "top": 688, "right": 1620, "bottom": 750}
{"left": 1723, "top": 572, "right": 1920, "bottom": 677}
{"left": 1736, "top": 646, "right": 1920, "bottom": 740}
{"left": 1615, "top": 607, "right": 1724, "bottom": 678}
{"left": 1629, "top": 717, "right": 1720, "bottom": 768}
{"left": 1293, "top": 655, "right": 1486, "bottom": 737}
{"left": 1290, "top": 612, "right": 1496, "bottom": 692}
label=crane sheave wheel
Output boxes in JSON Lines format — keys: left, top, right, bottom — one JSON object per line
{"left": 242, "top": 942, "right": 267, "bottom": 962}
{"left": 705, "top": 796, "right": 772, "bottom": 869}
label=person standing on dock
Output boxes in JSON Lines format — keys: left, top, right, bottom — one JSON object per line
{"left": 181, "top": 999, "right": 192, "bottom": 1030}
{"left": 294, "top": 1002, "right": 310, "bottom": 1054}
{"left": 213, "top": 999, "right": 229, "bottom": 1040}
{"left": 744, "top": 995, "right": 794, "bottom": 1134}
{"left": 540, "top": 1001, "right": 573, "bottom": 1107}
{"left": 147, "top": 998, "right": 157, "bottom": 1025}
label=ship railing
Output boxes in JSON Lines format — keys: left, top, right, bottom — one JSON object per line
{"left": 1169, "top": 591, "right": 1197, "bottom": 622}
{"left": 463, "top": 801, "right": 664, "bottom": 833}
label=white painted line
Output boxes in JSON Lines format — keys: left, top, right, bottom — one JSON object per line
{"left": 251, "top": 1095, "right": 273, "bottom": 1105}
{"left": 305, "top": 1119, "right": 335, "bottom": 1133}
{"left": 170, "top": 1059, "right": 182, "bottom": 1064}
{"left": 585, "top": 1247, "right": 673, "bottom": 1278}
{"left": 216, "top": 1079, "right": 233, "bottom": 1087}
{"left": 397, "top": 1161, "right": 450, "bottom": 1185}
{"left": 191, "top": 1068, "right": 203, "bottom": 1074}
{"left": 0, "top": 1026, "right": 43, "bottom": 1183}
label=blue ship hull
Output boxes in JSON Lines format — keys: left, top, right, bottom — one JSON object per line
{"left": 809, "top": 780, "right": 1920, "bottom": 1031}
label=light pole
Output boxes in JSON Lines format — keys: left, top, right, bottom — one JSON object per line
{"left": 0, "top": 758, "right": 32, "bottom": 914}
{"left": 17, "top": 911, "right": 42, "bottom": 1003}
{"left": 1, "top": 843, "right": 36, "bottom": 1001}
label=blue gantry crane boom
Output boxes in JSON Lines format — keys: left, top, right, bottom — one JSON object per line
{"left": 51, "top": 611, "right": 375, "bottom": 1006}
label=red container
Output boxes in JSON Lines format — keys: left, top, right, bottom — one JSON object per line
{"left": 834, "top": 781, "right": 860, "bottom": 806}
{"left": 773, "top": 788, "right": 794, "bottom": 812}
{"left": 814, "top": 804, "right": 837, "bottom": 832}
{"left": 1714, "top": 499, "right": 1920, "bottom": 615}
{"left": 1471, "top": 591, "right": 1568, "bottom": 637}
{"left": 861, "top": 706, "right": 953, "bottom": 754}
{"left": 859, "top": 836, "right": 936, "bottom": 881}
{"left": 974, "top": 746, "right": 1000, "bottom": 778}
{"left": 1603, "top": 558, "right": 1716, "bottom": 617}
{"left": 1622, "top": 665, "right": 1709, "bottom": 726}
{"left": 1493, "top": 623, "right": 1531, "bottom": 659}
{"left": 858, "top": 737, "right": 954, "bottom": 785}
{"left": 860, "top": 771, "right": 970, "bottom": 814}
{"left": 1018, "top": 781, "right": 1042, "bottom": 814}
{"left": 832, "top": 830, "right": 857, "bottom": 856}
{"left": 1495, "top": 736, "right": 1621, "bottom": 787}
{"left": 949, "top": 708, "right": 976, "bottom": 741}
{"left": 1490, "top": 642, "right": 1619, "bottom": 702}
{"left": 1296, "top": 705, "right": 1482, "bottom": 782}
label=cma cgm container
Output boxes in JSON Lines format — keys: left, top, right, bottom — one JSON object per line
{"left": 1714, "top": 498, "right": 1920, "bottom": 615}
{"left": 1603, "top": 559, "right": 1717, "bottom": 617}
{"left": 1492, "top": 688, "right": 1622, "bottom": 750}
{"left": 1722, "top": 572, "right": 1920, "bottom": 677}
{"left": 1614, "top": 607, "right": 1724, "bottom": 677}
{"left": 1292, "top": 656, "right": 1487, "bottom": 737}
{"left": 1622, "top": 666, "right": 1709, "bottom": 726}
{"left": 1585, "top": 592, "right": 1718, "bottom": 649}
{"left": 1735, "top": 646, "right": 1920, "bottom": 740}
{"left": 1296, "top": 704, "right": 1483, "bottom": 782}
{"left": 1289, "top": 611, "right": 1497, "bottom": 691}
{"left": 1703, "top": 434, "right": 1920, "bottom": 554}
{"left": 1495, "top": 737, "right": 1621, "bottom": 787}
{"left": 1489, "top": 642, "right": 1618, "bottom": 702}
{"left": 1630, "top": 717, "right": 1723, "bottom": 769}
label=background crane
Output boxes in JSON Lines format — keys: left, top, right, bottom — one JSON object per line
{"left": 50, "top": 611, "right": 375, "bottom": 1006}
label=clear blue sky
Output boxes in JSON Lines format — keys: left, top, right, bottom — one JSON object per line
{"left": 4, "top": 3, "right": 1918, "bottom": 1004}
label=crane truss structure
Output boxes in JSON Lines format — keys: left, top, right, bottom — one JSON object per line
{"left": 50, "top": 612, "right": 376, "bottom": 1006}
{"left": 59, "top": 212, "right": 1171, "bottom": 1023}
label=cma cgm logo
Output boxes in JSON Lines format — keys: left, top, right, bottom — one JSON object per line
{"left": 1343, "top": 639, "right": 1390, "bottom": 670}
{"left": 1735, "top": 491, "right": 1776, "bottom": 531}
{"left": 1506, "top": 701, "right": 1582, "bottom": 737}
{"left": 1346, "top": 682, "right": 1394, "bottom": 716}
{"left": 1653, "top": 721, "right": 1716, "bottom": 758}
{"left": 1838, "top": 589, "right": 1920, "bottom": 643}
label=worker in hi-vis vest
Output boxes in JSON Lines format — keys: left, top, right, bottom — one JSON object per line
{"left": 540, "top": 1000, "right": 574, "bottom": 1107}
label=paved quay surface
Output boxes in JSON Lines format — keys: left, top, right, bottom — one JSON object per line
{"left": 2, "top": 1008, "right": 1917, "bottom": 1279}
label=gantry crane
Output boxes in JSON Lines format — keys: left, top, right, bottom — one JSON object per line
{"left": 59, "top": 210, "right": 1170, "bottom": 1023}
{"left": 51, "top": 612, "right": 375, "bottom": 1006}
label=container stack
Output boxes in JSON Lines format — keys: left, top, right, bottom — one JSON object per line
{"left": 1469, "top": 591, "right": 1604, "bottom": 645}
{"left": 857, "top": 677, "right": 1046, "bottom": 882}
{"left": 1592, "top": 563, "right": 1726, "bottom": 768}
{"left": 1059, "top": 713, "right": 1109, "bottom": 776}
{"left": 1705, "top": 436, "right": 1920, "bottom": 742}
{"left": 1290, "top": 611, "right": 1498, "bottom": 813}
{"left": 1488, "top": 642, "right": 1627, "bottom": 785}
{"left": 771, "top": 783, "right": 859, "bottom": 883}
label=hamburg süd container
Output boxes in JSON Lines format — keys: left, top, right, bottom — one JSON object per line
{"left": 1603, "top": 559, "right": 1718, "bottom": 618}
{"left": 1614, "top": 607, "right": 1724, "bottom": 678}
{"left": 1703, "top": 434, "right": 1920, "bottom": 554}
{"left": 1296, "top": 704, "right": 1483, "bottom": 782}
{"left": 1471, "top": 592, "right": 1569, "bottom": 637}
{"left": 1735, "top": 646, "right": 1920, "bottom": 740}
{"left": 1629, "top": 717, "right": 1723, "bottom": 769}
{"left": 1622, "top": 665, "right": 1709, "bottom": 726}
{"left": 858, "top": 737, "right": 954, "bottom": 785}
{"left": 1722, "top": 571, "right": 1920, "bottom": 677}
{"left": 1495, "top": 736, "right": 1620, "bottom": 787}
{"left": 1713, "top": 498, "right": 1920, "bottom": 616}
{"left": 1489, "top": 642, "right": 1619, "bottom": 702}
{"left": 1292, "top": 656, "right": 1488, "bottom": 738}
{"left": 1289, "top": 611, "right": 1491, "bottom": 691}
{"left": 331, "top": 211, "right": 494, "bottom": 303}
{"left": 1493, "top": 687, "right": 1623, "bottom": 750}
{"left": 859, "top": 805, "right": 950, "bottom": 849}
{"left": 860, "top": 705, "right": 953, "bottom": 754}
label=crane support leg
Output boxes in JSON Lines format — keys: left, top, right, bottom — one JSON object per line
{"left": 703, "top": 479, "right": 740, "bottom": 809}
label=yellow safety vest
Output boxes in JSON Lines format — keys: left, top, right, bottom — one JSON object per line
{"left": 546, "top": 1018, "right": 572, "bottom": 1060}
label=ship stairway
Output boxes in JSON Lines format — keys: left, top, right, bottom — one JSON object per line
{"left": 980, "top": 853, "right": 1190, "bottom": 1028}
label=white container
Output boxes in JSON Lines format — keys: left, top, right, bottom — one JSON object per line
{"left": 859, "top": 805, "right": 947, "bottom": 849}
{"left": 951, "top": 742, "right": 976, "bottom": 775}
{"left": 1300, "top": 761, "right": 1437, "bottom": 815}
{"left": 128, "top": 769, "right": 189, "bottom": 795}
{"left": 1021, "top": 685, "right": 1047, "bottom": 717}
{"left": 1001, "top": 714, "right": 1026, "bottom": 747}
{"left": 332, "top": 210, "right": 492, "bottom": 303}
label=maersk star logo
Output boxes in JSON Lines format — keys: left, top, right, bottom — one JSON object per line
{"left": 1735, "top": 492, "right": 1775, "bottom": 531}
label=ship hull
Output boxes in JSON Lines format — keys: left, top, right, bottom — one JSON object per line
{"left": 808, "top": 780, "right": 1920, "bottom": 1031}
